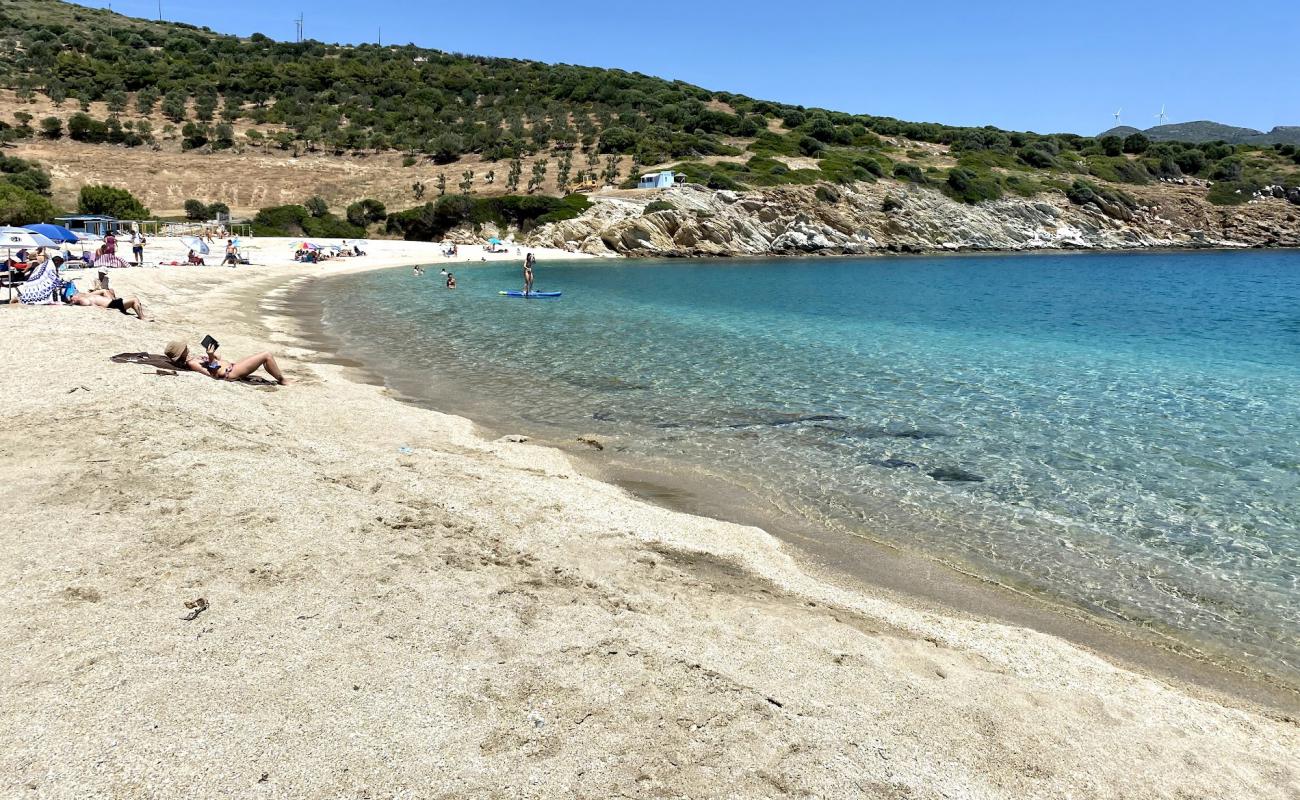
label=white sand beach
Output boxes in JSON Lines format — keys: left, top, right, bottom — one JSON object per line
{"left": 1, "top": 248, "right": 1297, "bottom": 798}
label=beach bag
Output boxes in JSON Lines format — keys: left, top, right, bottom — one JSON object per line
{"left": 61, "top": 281, "right": 78, "bottom": 301}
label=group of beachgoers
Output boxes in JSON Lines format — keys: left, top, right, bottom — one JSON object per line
{"left": 180, "top": 240, "right": 242, "bottom": 267}
{"left": 294, "top": 240, "right": 366, "bottom": 264}
{"left": 4, "top": 247, "right": 290, "bottom": 386}
{"left": 413, "top": 265, "right": 457, "bottom": 288}
{"left": 411, "top": 252, "right": 536, "bottom": 292}
{"left": 5, "top": 248, "right": 149, "bottom": 319}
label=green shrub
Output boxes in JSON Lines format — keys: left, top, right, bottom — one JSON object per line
{"left": 0, "top": 181, "right": 58, "bottom": 226}
{"left": 1122, "top": 133, "right": 1150, "bottom": 154}
{"left": 1210, "top": 157, "right": 1244, "bottom": 181}
{"left": 346, "top": 198, "right": 388, "bottom": 227}
{"left": 797, "top": 136, "right": 825, "bottom": 157}
{"left": 1207, "top": 181, "right": 1252, "bottom": 205}
{"left": 304, "top": 196, "right": 329, "bottom": 218}
{"left": 252, "top": 204, "right": 309, "bottom": 236}
{"left": 0, "top": 156, "right": 52, "bottom": 196}
{"left": 1003, "top": 174, "right": 1043, "bottom": 197}
{"left": 881, "top": 195, "right": 903, "bottom": 212}
{"left": 534, "top": 193, "right": 593, "bottom": 225}
{"left": 815, "top": 184, "right": 841, "bottom": 203}
{"left": 892, "top": 162, "right": 926, "bottom": 183}
{"left": 78, "top": 184, "right": 150, "bottom": 219}
{"left": 644, "top": 200, "right": 675, "bottom": 214}
{"left": 943, "top": 167, "right": 1002, "bottom": 203}
{"left": 1064, "top": 179, "right": 1136, "bottom": 218}
{"left": 1087, "top": 156, "right": 1150, "bottom": 185}
{"left": 384, "top": 194, "right": 589, "bottom": 241}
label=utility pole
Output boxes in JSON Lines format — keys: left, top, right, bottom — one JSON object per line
{"left": 294, "top": 13, "right": 304, "bottom": 43}
{"left": 378, "top": 26, "right": 382, "bottom": 46}
{"left": 157, "top": 0, "right": 162, "bottom": 20}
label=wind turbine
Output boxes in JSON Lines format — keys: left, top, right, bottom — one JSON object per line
{"left": 1154, "top": 104, "right": 1168, "bottom": 126}
{"left": 1113, "top": 108, "right": 1122, "bottom": 125}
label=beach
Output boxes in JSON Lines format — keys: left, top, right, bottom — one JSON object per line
{"left": 2, "top": 245, "right": 1298, "bottom": 798}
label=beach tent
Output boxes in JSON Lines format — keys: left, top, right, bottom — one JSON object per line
{"left": 23, "top": 223, "right": 80, "bottom": 243}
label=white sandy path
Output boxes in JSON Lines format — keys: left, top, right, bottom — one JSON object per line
{"left": 0, "top": 258, "right": 1297, "bottom": 798}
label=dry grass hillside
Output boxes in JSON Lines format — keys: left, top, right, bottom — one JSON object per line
{"left": 3, "top": 89, "right": 950, "bottom": 220}
{"left": 2, "top": 89, "right": 640, "bottom": 218}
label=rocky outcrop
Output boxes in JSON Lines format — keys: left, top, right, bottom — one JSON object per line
{"left": 525, "top": 180, "right": 1300, "bottom": 258}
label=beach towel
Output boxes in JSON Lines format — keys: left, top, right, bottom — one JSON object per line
{"left": 15, "top": 259, "right": 59, "bottom": 305}
{"left": 93, "top": 254, "right": 130, "bottom": 269}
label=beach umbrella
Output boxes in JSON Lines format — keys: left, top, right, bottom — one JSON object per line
{"left": 23, "top": 223, "right": 80, "bottom": 243}
{"left": 299, "top": 242, "right": 320, "bottom": 251}
{"left": 181, "top": 235, "right": 209, "bottom": 255}
{"left": 0, "top": 227, "right": 57, "bottom": 249}
{"left": 93, "top": 254, "right": 130, "bottom": 269}
{"left": 488, "top": 237, "right": 501, "bottom": 245}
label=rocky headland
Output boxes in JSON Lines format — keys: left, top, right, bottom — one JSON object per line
{"left": 525, "top": 181, "right": 1300, "bottom": 258}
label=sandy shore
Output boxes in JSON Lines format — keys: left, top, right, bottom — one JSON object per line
{"left": 2, "top": 246, "right": 1298, "bottom": 798}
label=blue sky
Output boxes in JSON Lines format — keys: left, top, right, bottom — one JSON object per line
{"left": 78, "top": 0, "right": 1296, "bottom": 135}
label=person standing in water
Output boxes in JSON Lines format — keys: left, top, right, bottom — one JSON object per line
{"left": 523, "top": 252, "right": 535, "bottom": 296}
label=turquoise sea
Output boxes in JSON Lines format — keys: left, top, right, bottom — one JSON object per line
{"left": 311, "top": 250, "right": 1300, "bottom": 683}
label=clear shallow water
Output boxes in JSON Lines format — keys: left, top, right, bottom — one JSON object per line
{"left": 313, "top": 251, "right": 1300, "bottom": 682}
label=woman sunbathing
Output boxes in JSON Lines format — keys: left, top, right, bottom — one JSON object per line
{"left": 164, "top": 339, "right": 290, "bottom": 385}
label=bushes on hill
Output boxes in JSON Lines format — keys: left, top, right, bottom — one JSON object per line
{"left": 943, "top": 167, "right": 1002, "bottom": 204}
{"left": 79, "top": 185, "right": 150, "bottom": 220}
{"left": 1207, "top": 181, "right": 1253, "bottom": 205}
{"left": 184, "top": 198, "right": 231, "bottom": 220}
{"left": 346, "top": 199, "right": 388, "bottom": 227}
{"left": 385, "top": 193, "right": 592, "bottom": 241}
{"left": 0, "top": 182, "right": 58, "bottom": 227}
{"left": 1122, "top": 133, "right": 1150, "bottom": 154}
{"left": 0, "top": 156, "right": 52, "bottom": 196}
{"left": 892, "top": 163, "right": 926, "bottom": 184}
{"left": 252, "top": 203, "right": 365, "bottom": 238}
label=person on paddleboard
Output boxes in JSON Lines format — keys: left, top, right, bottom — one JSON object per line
{"left": 523, "top": 252, "right": 535, "bottom": 296}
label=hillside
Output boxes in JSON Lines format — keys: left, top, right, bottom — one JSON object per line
{"left": 1, "top": 0, "right": 1300, "bottom": 250}
{"left": 1098, "top": 121, "right": 1300, "bottom": 146}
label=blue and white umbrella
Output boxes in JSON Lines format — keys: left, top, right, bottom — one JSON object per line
{"left": 181, "top": 236, "right": 210, "bottom": 255}
{"left": 0, "top": 226, "right": 57, "bottom": 249}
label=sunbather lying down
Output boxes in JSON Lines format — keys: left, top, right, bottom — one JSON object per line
{"left": 66, "top": 287, "right": 151, "bottom": 321}
{"left": 164, "top": 339, "right": 290, "bottom": 385}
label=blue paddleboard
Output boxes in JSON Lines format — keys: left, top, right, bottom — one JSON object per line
{"left": 499, "top": 290, "right": 562, "bottom": 298}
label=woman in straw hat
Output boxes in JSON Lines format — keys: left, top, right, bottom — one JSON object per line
{"left": 165, "top": 339, "right": 290, "bottom": 385}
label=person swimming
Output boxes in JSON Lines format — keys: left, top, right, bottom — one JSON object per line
{"left": 445, "top": 272, "right": 456, "bottom": 289}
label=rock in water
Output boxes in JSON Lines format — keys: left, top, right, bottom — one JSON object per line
{"left": 577, "top": 435, "right": 605, "bottom": 451}
{"left": 927, "top": 467, "right": 985, "bottom": 483}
